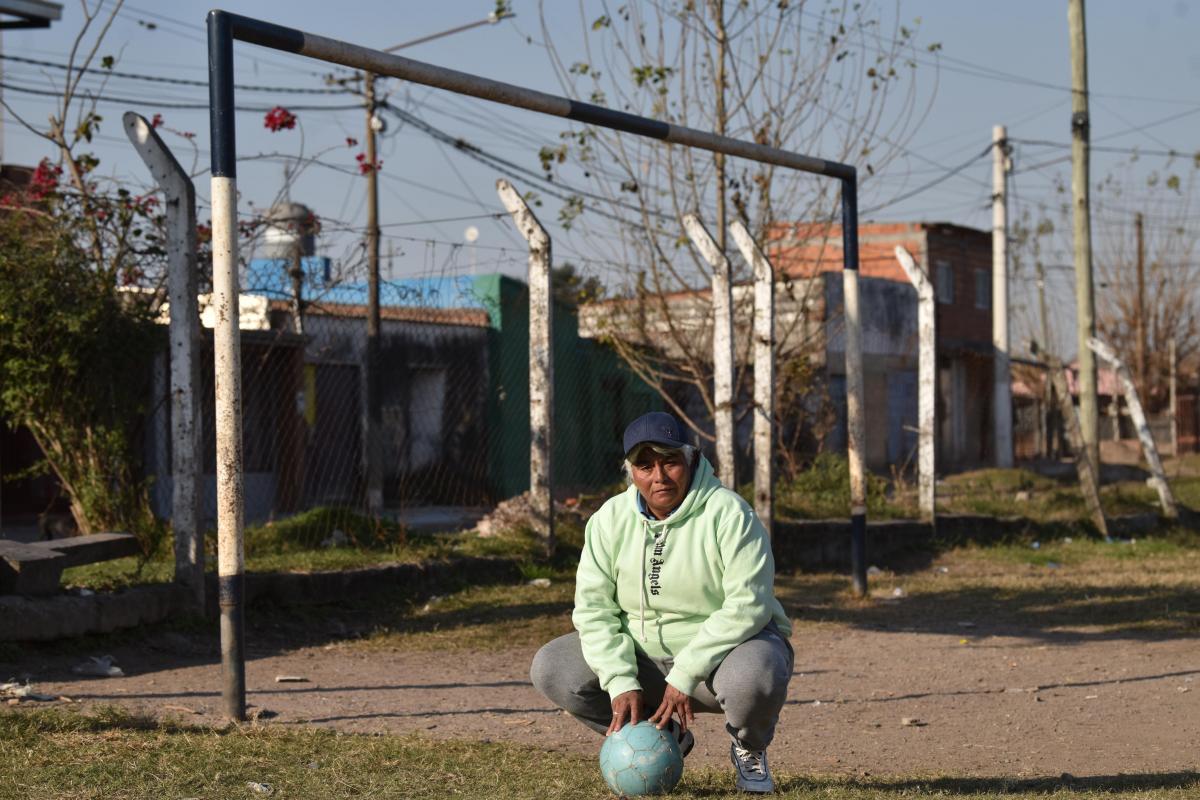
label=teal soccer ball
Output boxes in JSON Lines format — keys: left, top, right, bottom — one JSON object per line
{"left": 598, "top": 722, "right": 684, "bottom": 796}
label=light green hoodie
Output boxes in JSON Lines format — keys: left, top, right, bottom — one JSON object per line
{"left": 573, "top": 454, "right": 792, "bottom": 698}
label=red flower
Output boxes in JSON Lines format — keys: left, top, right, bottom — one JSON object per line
{"left": 28, "top": 157, "right": 62, "bottom": 200}
{"left": 264, "top": 106, "right": 297, "bottom": 132}
{"left": 346, "top": 137, "right": 358, "bottom": 147}
{"left": 151, "top": 113, "right": 164, "bottom": 128}
{"left": 354, "top": 152, "right": 382, "bottom": 174}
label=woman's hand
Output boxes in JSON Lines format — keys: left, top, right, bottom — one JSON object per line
{"left": 649, "top": 684, "right": 694, "bottom": 734}
{"left": 607, "top": 690, "right": 644, "bottom": 734}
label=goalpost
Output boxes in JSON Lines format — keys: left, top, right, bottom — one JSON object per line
{"left": 206, "top": 9, "right": 868, "bottom": 721}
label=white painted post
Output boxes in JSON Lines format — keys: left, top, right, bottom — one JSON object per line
{"left": 992, "top": 124, "right": 1013, "bottom": 468}
{"left": 496, "top": 179, "right": 554, "bottom": 556}
{"left": 1088, "top": 337, "right": 1177, "bottom": 518}
{"left": 683, "top": 214, "right": 736, "bottom": 489}
{"left": 729, "top": 221, "right": 774, "bottom": 537}
{"left": 895, "top": 246, "right": 936, "bottom": 523}
{"left": 210, "top": 167, "right": 246, "bottom": 721}
{"left": 124, "top": 112, "right": 203, "bottom": 612}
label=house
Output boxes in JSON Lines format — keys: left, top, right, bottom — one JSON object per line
{"left": 578, "top": 221, "right": 998, "bottom": 473}
{"left": 769, "top": 221, "right": 998, "bottom": 471}
{"left": 140, "top": 263, "right": 657, "bottom": 524}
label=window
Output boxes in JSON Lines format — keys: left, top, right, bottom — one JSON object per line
{"left": 935, "top": 260, "right": 954, "bottom": 305}
{"left": 974, "top": 269, "right": 991, "bottom": 310}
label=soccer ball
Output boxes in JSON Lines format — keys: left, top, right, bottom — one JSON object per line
{"left": 598, "top": 721, "right": 684, "bottom": 796}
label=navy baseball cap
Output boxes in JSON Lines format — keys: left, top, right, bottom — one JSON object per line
{"left": 623, "top": 412, "right": 688, "bottom": 457}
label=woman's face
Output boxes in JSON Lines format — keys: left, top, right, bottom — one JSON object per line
{"left": 630, "top": 447, "right": 691, "bottom": 520}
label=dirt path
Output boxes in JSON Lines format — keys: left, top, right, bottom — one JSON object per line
{"left": 7, "top": 626, "right": 1198, "bottom": 779}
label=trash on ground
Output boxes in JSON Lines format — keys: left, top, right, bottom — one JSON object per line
{"left": 274, "top": 675, "right": 309, "bottom": 683}
{"left": 891, "top": 587, "right": 906, "bottom": 598}
{"left": 527, "top": 577, "right": 551, "bottom": 588}
{"left": 1030, "top": 541, "right": 1041, "bottom": 550}
{"left": 1063, "top": 537, "right": 1073, "bottom": 544}
{"left": 0, "top": 681, "right": 57, "bottom": 702}
{"left": 71, "top": 655, "right": 124, "bottom": 677}
{"left": 421, "top": 595, "right": 444, "bottom": 612}
{"left": 162, "top": 704, "right": 201, "bottom": 715}
{"left": 956, "top": 621, "right": 976, "bottom": 628}
{"left": 1015, "top": 490, "right": 1030, "bottom": 502}
{"left": 866, "top": 565, "right": 884, "bottom": 577}
{"left": 936, "top": 566, "right": 950, "bottom": 574}
{"left": 900, "top": 717, "right": 926, "bottom": 727}
{"left": 1046, "top": 562, "right": 1061, "bottom": 569}
{"left": 247, "top": 782, "right": 274, "bottom": 795}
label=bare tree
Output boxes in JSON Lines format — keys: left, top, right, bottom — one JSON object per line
{"left": 536, "top": 0, "right": 935, "bottom": 454}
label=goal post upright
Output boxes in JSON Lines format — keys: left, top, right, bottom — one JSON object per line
{"left": 205, "top": 11, "right": 870, "bottom": 713}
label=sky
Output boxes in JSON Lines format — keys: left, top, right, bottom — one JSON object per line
{"left": 0, "top": 1, "right": 1196, "bottom": 357}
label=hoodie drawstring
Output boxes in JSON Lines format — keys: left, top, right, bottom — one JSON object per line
{"left": 639, "top": 518, "right": 649, "bottom": 642}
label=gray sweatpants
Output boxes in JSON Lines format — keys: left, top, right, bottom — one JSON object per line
{"left": 530, "top": 623, "right": 793, "bottom": 751}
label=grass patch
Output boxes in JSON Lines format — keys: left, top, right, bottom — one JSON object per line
{"left": 1, "top": 708, "right": 1196, "bottom": 799}
{"left": 775, "top": 453, "right": 916, "bottom": 520}
{"left": 60, "top": 508, "right": 581, "bottom": 592}
{"left": 778, "top": 532, "right": 1200, "bottom": 638}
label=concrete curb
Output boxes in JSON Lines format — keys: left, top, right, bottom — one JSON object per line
{"left": 0, "top": 556, "right": 521, "bottom": 643}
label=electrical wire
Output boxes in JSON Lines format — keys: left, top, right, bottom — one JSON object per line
{"left": 0, "top": 53, "right": 344, "bottom": 94}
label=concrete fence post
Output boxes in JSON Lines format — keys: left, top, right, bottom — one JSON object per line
{"left": 895, "top": 246, "right": 936, "bottom": 523}
{"left": 123, "top": 112, "right": 204, "bottom": 613}
{"left": 1088, "top": 337, "right": 1177, "bottom": 518}
{"left": 496, "top": 179, "right": 554, "bottom": 557}
{"left": 729, "top": 221, "right": 774, "bottom": 537}
{"left": 683, "top": 214, "right": 737, "bottom": 489}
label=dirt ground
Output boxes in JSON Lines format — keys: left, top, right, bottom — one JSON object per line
{"left": 5, "top": 622, "right": 1198, "bottom": 779}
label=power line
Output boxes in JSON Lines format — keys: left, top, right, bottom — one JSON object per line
{"left": 861, "top": 146, "right": 991, "bottom": 214}
{"left": 0, "top": 79, "right": 361, "bottom": 112}
{"left": 0, "top": 53, "right": 343, "bottom": 94}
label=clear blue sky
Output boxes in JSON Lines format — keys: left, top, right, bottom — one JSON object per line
{"left": 1, "top": 1, "right": 1196, "bottom": 355}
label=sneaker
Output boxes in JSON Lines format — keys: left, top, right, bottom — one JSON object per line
{"left": 664, "top": 719, "right": 695, "bottom": 758}
{"left": 729, "top": 735, "right": 774, "bottom": 793}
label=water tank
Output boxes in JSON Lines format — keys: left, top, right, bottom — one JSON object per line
{"left": 261, "top": 201, "right": 318, "bottom": 259}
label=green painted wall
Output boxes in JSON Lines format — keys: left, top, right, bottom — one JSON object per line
{"left": 472, "top": 274, "right": 659, "bottom": 501}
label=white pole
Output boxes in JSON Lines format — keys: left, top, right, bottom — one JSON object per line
{"left": 895, "top": 246, "right": 936, "bottom": 522}
{"left": 1088, "top": 337, "right": 1178, "bottom": 518}
{"left": 211, "top": 172, "right": 246, "bottom": 720}
{"left": 730, "top": 220, "right": 774, "bottom": 537}
{"left": 993, "top": 124, "right": 1013, "bottom": 468}
{"left": 683, "top": 214, "right": 737, "bottom": 489}
{"left": 124, "top": 112, "right": 203, "bottom": 611}
{"left": 496, "top": 179, "right": 555, "bottom": 556}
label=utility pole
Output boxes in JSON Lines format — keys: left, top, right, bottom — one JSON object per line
{"left": 1037, "top": 261, "right": 1054, "bottom": 458}
{"left": 992, "top": 124, "right": 1013, "bottom": 468}
{"left": 362, "top": 73, "right": 384, "bottom": 516}
{"left": 1068, "top": 0, "right": 1099, "bottom": 471}
{"left": 1135, "top": 212, "right": 1147, "bottom": 402}
{"left": 341, "top": 12, "right": 513, "bottom": 517}
{"left": 1169, "top": 338, "right": 1178, "bottom": 457}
